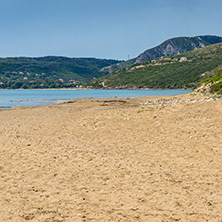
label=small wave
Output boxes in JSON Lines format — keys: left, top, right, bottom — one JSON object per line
{"left": 10, "top": 100, "right": 24, "bottom": 102}
{"left": 9, "top": 99, "right": 36, "bottom": 102}
{"left": 0, "top": 106, "right": 12, "bottom": 109}
{"left": 9, "top": 99, "right": 53, "bottom": 103}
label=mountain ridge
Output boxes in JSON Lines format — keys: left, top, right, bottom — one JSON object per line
{"left": 135, "top": 35, "right": 222, "bottom": 64}
{"left": 105, "top": 35, "right": 222, "bottom": 73}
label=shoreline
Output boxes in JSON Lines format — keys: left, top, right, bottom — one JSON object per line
{"left": 0, "top": 87, "right": 194, "bottom": 90}
{"left": 0, "top": 89, "right": 193, "bottom": 110}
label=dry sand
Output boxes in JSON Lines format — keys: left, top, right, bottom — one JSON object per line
{"left": 0, "top": 94, "right": 222, "bottom": 221}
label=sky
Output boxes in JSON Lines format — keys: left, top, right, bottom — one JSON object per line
{"left": 0, "top": 0, "right": 221, "bottom": 60}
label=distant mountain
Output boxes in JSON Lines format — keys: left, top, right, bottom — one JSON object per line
{"left": 0, "top": 56, "right": 120, "bottom": 89}
{"left": 105, "top": 35, "right": 222, "bottom": 72}
{"left": 135, "top": 35, "right": 222, "bottom": 64}
{"left": 89, "top": 42, "right": 222, "bottom": 90}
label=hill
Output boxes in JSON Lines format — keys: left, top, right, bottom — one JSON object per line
{"left": 0, "top": 56, "right": 120, "bottom": 89}
{"left": 89, "top": 42, "right": 222, "bottom": 90}
{"left": 105, "top": 35, "right": 222, "bottom": 73}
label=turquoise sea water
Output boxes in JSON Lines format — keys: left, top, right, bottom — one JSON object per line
{"left": 0, "top": 89, "right": 192, "bottom": 109}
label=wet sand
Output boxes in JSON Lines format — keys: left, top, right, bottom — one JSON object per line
{"left": 0, "top": 94, "right": 222, "bottom": 221}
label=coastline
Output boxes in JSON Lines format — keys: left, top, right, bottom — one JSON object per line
{"left": 0, "top": 86, "right": 194, "bottom": 90}
{"left": 0, "top": 89, "right": 193, "bottom": 109}
{"left": 0, "top": 93, "right": 222, "bottom": 221}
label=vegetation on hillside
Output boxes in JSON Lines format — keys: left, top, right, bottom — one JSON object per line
{"left": 101, "top": 58, "right": 136, "bottom": 73}
{"left": 200, "top": 68, "right": 222, "bottom": 94}
{"left": 104, "top": 35, "right": 222, "bottom": 73}
{"left": 89, "top": 43, "right": 222, "bottom": 90}
{"left": 0, "top": 56, "right": 119, "bottom": 89}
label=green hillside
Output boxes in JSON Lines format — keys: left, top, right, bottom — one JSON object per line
{"left": 104, "top": 35, "right": 222, "bottom": 73}
{"left": 89, "top": 43, "right": 222, "bottom": 90}
{"left": 199, "top": 68, "right": 222, "bottom": 94}
{"left": 0, "top": 56, "right": 120, "bottom": 89}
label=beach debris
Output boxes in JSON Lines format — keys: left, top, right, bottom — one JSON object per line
{"left": 151, "top": 141, "right": 155, "bottom": 144}
{"left": 141, "top": 97, "right": 220, "bottom": 107}
{"left": 190, "top": 136, "right": 193, "bottom": 139}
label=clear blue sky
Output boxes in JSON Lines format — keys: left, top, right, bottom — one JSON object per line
{"left": 0, "top": 0, "right": 221, "bottom": 60}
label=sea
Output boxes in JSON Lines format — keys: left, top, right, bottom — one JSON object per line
{"left": 0, "top": 89, "right": 192, "bottom": 109}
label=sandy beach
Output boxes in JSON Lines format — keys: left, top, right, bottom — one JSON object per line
{"left": 0, "top": 94, "right": 222, "bottom": 221}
